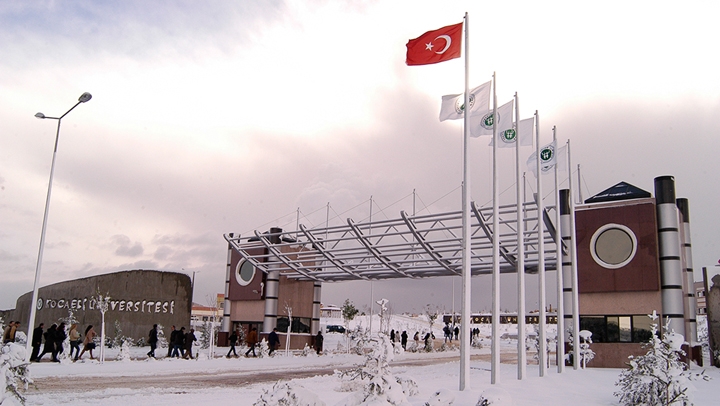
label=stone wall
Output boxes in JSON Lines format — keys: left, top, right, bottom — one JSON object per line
{"left": 11, "top": 270, "right": 191, "bottom": 343}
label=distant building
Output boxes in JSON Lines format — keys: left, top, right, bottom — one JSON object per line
{"left": 191, "top": 293, "right": 224, "bottom": 328}
{"left": 695, "top": 281, "right": 707, "bottom": 315}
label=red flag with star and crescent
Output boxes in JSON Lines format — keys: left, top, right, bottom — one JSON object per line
{"left": 406, "top": 22, "right": 463, "bottom": 66}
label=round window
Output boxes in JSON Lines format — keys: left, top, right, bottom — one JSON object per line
{"left": 235, "top": 259, "right": 255, "bottom": 286}
{"left": 590, "top": 223, "right": 637, "bottom": 269}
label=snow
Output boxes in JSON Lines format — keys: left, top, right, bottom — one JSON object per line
{"left": 10, "top": 317, "right": 719, "bottom": 406}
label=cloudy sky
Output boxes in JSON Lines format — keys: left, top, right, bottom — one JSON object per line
{"left": 1, "top": 1, "right": 719, "bottom": 315}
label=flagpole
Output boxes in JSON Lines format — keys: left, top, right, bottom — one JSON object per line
{"left": 535, "top": 110, "right": 547, "bottom": 377}
{"left": 459, "top": 11, "right": 471, "bottom": 392}
{"left": 553, "top": 126, "right": 565, "bottom": 373}
{"left": 491, "top": 71, "right": 500, "bottom": 385}
{"left": 567, "top": 139, "right": 581, "bottom": 370}
{"left": 515, "top": 92, "right": 526, "bottom": 380}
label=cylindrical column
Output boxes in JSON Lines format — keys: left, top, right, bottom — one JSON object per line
{"left": 311, "top": 282, "right": 322, "bottom": 335}
{"left": 677, "top": 198, "right": 697, "bottom": 343}
{"left": 263, "top": 227, "right": 282, "bottom": 333}
{"left": 654, "top": 176, "right": 685, "bottom": 334}
{"left": 222, "top": 234, "right": 234, "bottom": 332}
{"left": 559, "top": 190, "right": 573, "bottom": 352}
{"left": 558, "top": 189, "right": 573, "bottom": 362}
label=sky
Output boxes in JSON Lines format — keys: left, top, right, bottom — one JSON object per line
{"left": 2, "top": 0, "right": 720, "bottom": 314}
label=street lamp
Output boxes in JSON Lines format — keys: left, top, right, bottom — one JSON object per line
{"left": 25, "top": 92, "right": 92, "bottom": 361}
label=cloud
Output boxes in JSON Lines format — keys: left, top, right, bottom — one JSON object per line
{"left": 111, "top": 234, "right": 144, "bottom": 257}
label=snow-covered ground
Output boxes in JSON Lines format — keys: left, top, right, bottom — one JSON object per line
{"left": 10, "top": 315, "right": 720, "bottom": 405}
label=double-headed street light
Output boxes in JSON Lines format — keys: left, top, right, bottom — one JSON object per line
{"left": 25, "top": 92, "right": 92, "bottom": 361}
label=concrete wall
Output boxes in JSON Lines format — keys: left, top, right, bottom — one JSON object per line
{"left": 11, "top": 270, "right": 191, "bottom": 342}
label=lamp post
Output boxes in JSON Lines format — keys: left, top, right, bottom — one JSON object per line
{"left": 25, "top": 92, "right": 92, "bottom": 361}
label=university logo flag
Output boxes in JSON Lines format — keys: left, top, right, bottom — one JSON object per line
{"left": 406, "top": 22, "right": 463, "bottom": 66}
{"left": 470, "top": 99, "right": 513, "bottom": 138}
{"left": 527, "top": 140, "right": 566, "bottom": 177}
{"left": 489, "top": 116, "right": 534, "bottom": 148}
{"left": 439, "top": 81, "right": 492, "bottom": 122}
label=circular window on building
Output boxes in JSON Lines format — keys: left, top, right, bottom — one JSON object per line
{"left": 235, "top": 259, "right": 255, "bottom": 286}
{"left": 590, "top": 223, "right": 637, "bottom": 269}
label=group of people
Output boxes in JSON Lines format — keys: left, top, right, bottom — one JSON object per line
{"left": 2, "top": 320, "right": 20, "bottom": 344}
{"left": 166, "top": 325, "right": 197, "bottom": 359}
{"left": 389, "top": 329, "right": 409, "bottom": 349}
{"left": 28, "top": 322, "right": 98, "bottom": 362}
{"left": 226, "top": 327, "right": 281, "bottom": 357}
{"left": 443, "top": 324, "right": 460, "bottom": 342}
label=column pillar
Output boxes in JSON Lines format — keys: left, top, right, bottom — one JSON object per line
{"left": 311, "top": 282, "right": 322, "bottom": 335}
{"left": 262, "top": 227, "right": 282, "bottom": 333}
{"left": 677, "top": 198, "right": 697, "bottom": 343}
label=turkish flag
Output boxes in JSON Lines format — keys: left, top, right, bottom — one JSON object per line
{"left": 406, "top": 22, "right": 463, "bottom": 66}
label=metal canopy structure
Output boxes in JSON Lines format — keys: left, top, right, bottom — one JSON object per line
{"left": 225, "top": 200, "right": 561, "bottom": 280}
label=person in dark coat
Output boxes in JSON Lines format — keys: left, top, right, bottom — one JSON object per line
{"left": 171, "top": 327, "right": 185, "bottom": 358}
{"left": 183, "top": 328, "right": 196, "bottom": 359}
{"left": 268, "top": 328, "right": 279, "bottom": 355}
{"left": 37, "top": 324, "right": 57, "bottom": 362}
{"left": 54, "top": 322, "right": 67, "bottom": 361}
{"left": 30, "top": 323, "right": 44, "bottom": 362}
{"left": 147, "top": 324, "right": 158, "bottom": 358}
{"left": 167, "top": 325, "right": 176, "bottom": 357}
{"left": 401, "top": 330, "right": 408, "bottom": 350}
{"left": 314, "top": 331, "right": 324, "bottom": 355}
{"left": 227, "top": 329, "right": 238, "bottom": 357}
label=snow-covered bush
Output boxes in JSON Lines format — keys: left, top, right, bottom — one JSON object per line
{"left": 614, "top": 316, "right": 710, "bottom": 406}
{"left": 527, "top": 324, "right": 553, "bottom": 369}
{"left": 1, "top": 343, "right": 32, "bottom": 405}
{"left": 425, "top": 388, "right": 454, "bottom": 405}
{"left": 477, "top": 387, "right": 512, "bottom": 405}
{"left": 336, "top": 333, "right": 416, "bottom": 406}
{"left": 110, "top": 320, "right": 134, "bottom": 361}
{"left": 254, "top": 381, "right": 325, "bottom": 406}
{"left": 156, "top": 324, "right": 168, "bottom": 349}
{"left": 258, "top": 339, "right": 269, "bottom": 358}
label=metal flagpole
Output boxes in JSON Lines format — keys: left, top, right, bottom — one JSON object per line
{"left": 459, "top": 11, "right": 472, "bottom": 391}
{"left": 514, "top": 92, "right": 527, "bottom": 380}
{"left": 491, "top": 71, "right": 500, "bottom": 384}
{"left": 553, "top": 126, "right": 565, "bottom": 373}
{"left": 567, "top": 140, "right": 581, "bottom": 369}
{"left": 535, "top": 110, "right": 547, "bottom": 377}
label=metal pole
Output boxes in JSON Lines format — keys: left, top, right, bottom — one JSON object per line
{"left": 491, "top": 72, "right": 501, "bottom": 384}
{"left": 535, "top": 110, "right": 547, "bottom": 377}
{"left": 553, "top": 127, "right": 565, "bottom": 373}
{"left": 514, "top": 92, "right": 526, "bottom": 380}
{"left": 459, "top": 11, "right": 472, "bottom": 391}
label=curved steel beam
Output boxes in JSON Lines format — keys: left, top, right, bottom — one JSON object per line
{"left": 299, "top": 224, "right": 369, "bottom": 280}
{"left": 223, "top": 233, "right": 270, "bottom": 272}
{"left": 470, "top": 201, "right": 517, "bottom": 268}
{"left": 347, "top": 218, "right": 415, "bottom": 279}
{"left": 253, "top": 230, "right": 319, "bottom": 281}
{"left": 400, "top": 211, "right": 461, "bottom": 275}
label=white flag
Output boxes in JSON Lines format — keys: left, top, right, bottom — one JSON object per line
{"left": 517, "top": 117, "right": 534, "bottom": 147}
{"left": 489, "top": 116, "right": 534, "bottom": 148}
{"left": 439, "top": 81, "right": 492, "bottom": 122}
{"left": 527, "top": 140, "right": 559, "bottom": 177}
{"left": 471, "top": 99, "right": 513, "bottom": 138}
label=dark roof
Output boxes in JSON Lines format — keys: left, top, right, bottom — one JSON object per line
{"left": 584, "top": 181, "right": 651, "bottom": 204}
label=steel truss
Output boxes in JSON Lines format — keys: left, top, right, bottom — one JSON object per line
{"left": 225, "top": 200, "right": 560, "bottom": 281}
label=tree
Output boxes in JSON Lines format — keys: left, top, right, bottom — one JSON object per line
{"left": 614, "top": 313, "right": 710, "bottom": 406}
{"left": 342, "top": 299, "right": 359, "bottom": 354}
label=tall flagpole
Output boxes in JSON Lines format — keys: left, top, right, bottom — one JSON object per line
{"left": 515, "top": 92, "right": 527, "bottom": 380}
{"left": 459, "top": 11, "right": 471, "bottom": 391}
{"left": 567, "top": 139, "right": 581, "bottom": 370}
{"left": 535, "top": 110, "right": 547, "bottom": 377}
{"left": 553, "top": 126, "right": 565, "bottom": 373}
{"left": 491, "top": 71, "right": 500, "bottom": 384}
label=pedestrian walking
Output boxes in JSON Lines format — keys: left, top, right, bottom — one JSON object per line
{"left": 268, "top": 328, "right": 279, "bottom": 356}
{"left": 314, "top": 331, "right": 324, "bottom": 355}
{"left": 245, "top": 327, "right": 258, "bottom": 357}
{"left": 183, "top": 328, "right": 197, "bottom": 359}
{"left": 37, "top": 324, "right": 57, "bottom": 361}
{"left": 69, "top": 323, "right": 81, "bottom": 360}
{"left": 401, "top": 330, "right": 408, "bottom": 350}
{"left": 171, "top": 327, "right": 186, "bottom": 357}
{"left": 54, "top": 322, "right": 67, "bottom": 361}
{"left": 226, "top": 329, "right": 238, "bottom": 357}
{"left": 30, "top": 323, "right": 44, "bottom": 362}
{"left": 147, "top": 324, "right": 158, "bottom": 358}
{"left": 2, "top": 321, "right": 16, "bottom": 344}
{"left": 167, "top": 325, "right": 176, "bottom": 357}
{"left": 77, "top": 325, "right": 97, "bottom": 361}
